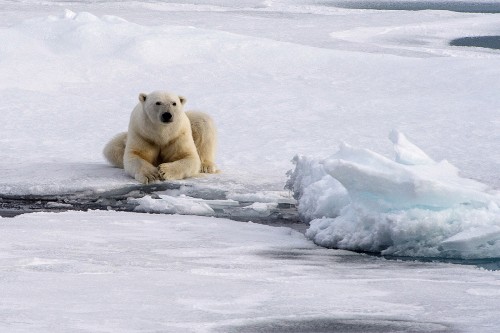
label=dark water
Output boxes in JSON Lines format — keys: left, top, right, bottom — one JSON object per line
{"left": 258, "top": 247, "right": 500, "bottom": 271}
{"left": 375, "top": 254, "right": 500, "bottom": 271}
{"left": 324, "top": 1, "right": 500, "bottom": 13}
{"left": 450, "top": 36, "right": 500, "bottom": 50}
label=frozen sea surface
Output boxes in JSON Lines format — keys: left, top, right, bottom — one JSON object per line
{"left": 1, "top": 210, "right": 499, "bottom": 333}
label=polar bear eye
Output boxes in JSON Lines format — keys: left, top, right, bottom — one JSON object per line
{"left": 155, "top": 101, "right": 163, "bottom": 106}
{"left": 172, "top": 102, "right": 177, "bottom": 106}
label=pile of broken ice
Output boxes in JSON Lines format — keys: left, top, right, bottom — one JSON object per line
{"left": 287, "top": 131, "right": 500, "bottom": 259}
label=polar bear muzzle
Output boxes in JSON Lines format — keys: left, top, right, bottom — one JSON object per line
{"left": 161, "top": 112, "right": 173, "bottom": 123}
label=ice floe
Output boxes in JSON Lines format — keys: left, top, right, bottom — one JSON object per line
{"left": 287, "top": 131, "right": 500, "bottom": 259}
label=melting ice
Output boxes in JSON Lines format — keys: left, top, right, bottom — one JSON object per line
{"left": 287, "top": 131, "right": 500, "bottom": 259}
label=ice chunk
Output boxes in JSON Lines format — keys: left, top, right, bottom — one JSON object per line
{"left": 297, "top": 175, "right": 349, "bottom": 222}
{"left": 389, "top": 130, "right": 435, "bottom": 165}
{"left": 191, "top": 198, "right": 240, "bottom": 209}
{"left": 63, "top": 9, "right": 77, "bottom": 20}
{"left": 46, "top": 202, "right": 73, "bottom": 209}
{"left": 286, "top": 155, "right": 331, "bottom": 200}
{"left": 441, "top": 225, "right": 500, "bottom": 255}
{"left": 130, "top": 195, "right": 214, "bottom": 216}
{"left": 232, "top": 202, "right": 279, "bottom": 218}
{"left": 306, "top": 204, "right": 500, "bottom": 258}
{"left": 323, "top": 142, "right": 496, "bottom": 210}
{"left": 286, "top": 155, "right": 350, "bottom": 221}
{"left": 228, "top": 191, "right": 293, "bottom": 204}
{"left": 288, "top": 132, "right": 500, "bottom": 259}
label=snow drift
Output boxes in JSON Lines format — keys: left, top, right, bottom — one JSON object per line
{"left": 287, "top": 131, "right": 500, "bottom": 259}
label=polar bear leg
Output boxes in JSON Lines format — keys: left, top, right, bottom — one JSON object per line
{"left": 186, "top": 111, "right": 218, "bottom": 173}
{"left": 158, "top": 156, "right": 201, "bottom": 180}
{"left": 125, "top": 153, "right": 161, "bottom": 184}
{"left": 123, "top": 136, "right": 161, "bottom": 184}
{"left": 135, "top": 166, "right": 160, "bottom": 184}
{"left": 103, "top": 132, "right": 127, "bottom": 168}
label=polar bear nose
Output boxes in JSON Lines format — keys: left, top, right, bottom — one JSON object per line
{"left": 161, "top": 112, "right": 173, "bottom": 123}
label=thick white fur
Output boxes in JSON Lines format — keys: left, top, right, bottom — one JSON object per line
{"left": 103, "top": 91, "right": 217, "bottom": 184}
{"left": 188, "top": 111, "right": 217, "bottom": 173}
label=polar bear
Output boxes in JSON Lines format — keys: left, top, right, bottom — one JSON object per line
{"left": 103, "top": 91, "right": 217, "bottom": 184}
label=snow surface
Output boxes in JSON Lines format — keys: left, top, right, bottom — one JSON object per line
{"left": 0, "top": 1, "right": 500, "bottom": 331}
{"left": 1, "top": 210, "right": 500, "bottom": 333}
{"left": 0, "top": 0, "right": 499, "bottom": 197}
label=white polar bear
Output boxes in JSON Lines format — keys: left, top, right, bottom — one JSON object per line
{"left": 103, "top": 91, "right": 217, "bottom": 184}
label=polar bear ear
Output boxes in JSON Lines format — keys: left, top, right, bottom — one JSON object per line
{"left": 138, "top": 93, "right": 147, "bottom": 103}
{"left": 179, "top": 95, "right": 187, "bottom": 105}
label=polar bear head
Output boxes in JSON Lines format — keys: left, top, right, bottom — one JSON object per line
{"left": 138, "top": 91, "right": 187, "bottom": 125}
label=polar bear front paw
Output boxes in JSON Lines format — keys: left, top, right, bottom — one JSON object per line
{"left": 158, "top": 163, "right": 181, "bottom": 180}
{"left": 200, "top": 161, "right": 217, "bottom": 174}
{"left": 135, "top": 166, "right": 160, "bottom": 184}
